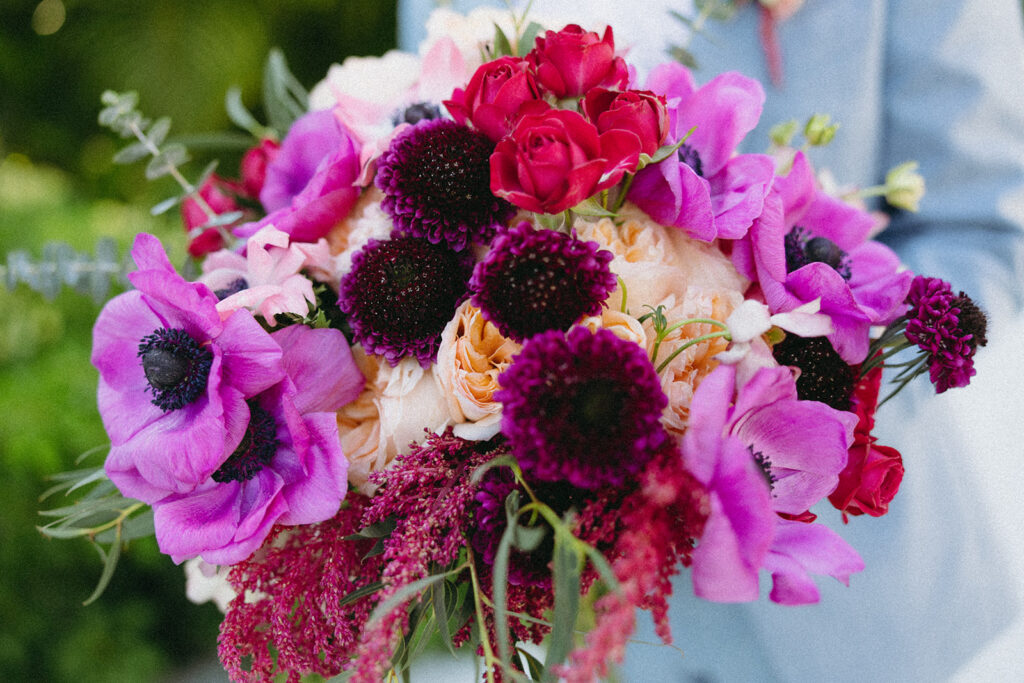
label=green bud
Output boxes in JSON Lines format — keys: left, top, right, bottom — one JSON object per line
{"left": 769, "top": 119, "right": 799, "bottom": 147}
{"left": 884, "top": 161, "right": 926, "bottom": 211}
{"left": 804, "top": 113, "right": 840, "bottom": 146}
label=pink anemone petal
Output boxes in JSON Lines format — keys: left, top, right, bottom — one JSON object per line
{"left": 154, "top": 482, "right": 242, "bottom": 562}
{"left": 764, "top": 519, "right": 865, "bottom": 605}
{"left": 773, "top": 151, "right": 816, "bottom": 225}
{"left": 708, "top": 154, "right": 775, "bottom": 240}
{"left": 215, "top": 310, "right": 288, "bottom": 396}
{"left": 272, "top": 326, "right": 364, "bottom": 415}
{"left": 800, "top": 191, "right": 874, "bottom": 251}
{"left": 674, "top": 72, "right": 764, "bottom": 177}
{"left": 276, "top": 412, "right": 348, "bottom": 525}
{"left": 629, "top": 157, "right": 715, "bottom": 240}
{"left": 785, "top": 264, "right": 873, "bottom": 363}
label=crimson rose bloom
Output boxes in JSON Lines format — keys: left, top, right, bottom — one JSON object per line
{"left": 181, "top": 174, "right": 245, "bottom": 258}
{"left": 240, "top": 138, "right": 280, "bottom": 199}
{"left": 528, "top": 24, "right": 629, "bottom": 98}
{"left": 828, "top": 366, "right": 904, "bottom": 520}
{"left": 445, "top": 56, "right": 547, "bottom": 141}
{"left": 582, "top": 88, "right": 670, "bottom": 157}
{"left": 490, "top": 108, "right": 640, "bottom": 214}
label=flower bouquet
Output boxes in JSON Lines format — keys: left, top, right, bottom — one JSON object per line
{"left": 45, "top": 7, "right": 989, "bottom": 682}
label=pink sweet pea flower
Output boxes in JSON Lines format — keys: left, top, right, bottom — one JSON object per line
{"left": 151, "top": 325, "right": 364, "bottom": 565}
{"left": 200, "top": 225, "right": 317, "bottom": 326}
{"left": 628, "top": 63, "right": 774, "bottom": 242}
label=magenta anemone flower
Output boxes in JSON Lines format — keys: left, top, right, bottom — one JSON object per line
{"left": 152, "top": 325, "right": 364, "bottom": 565}
{"left": 628, "top": 63, "right": 774, "bottom": 242}
{"left": 236, "top": 110, "right": 362, "bottom": 243}
{"left": 496, "top": 326, "right": 668, "bottom": 490}
{"left": 762, "top": 518, "right": 865, "bottom": 605}
{"left": 94, "top": 234, "right": 285, "bottom": 503}
{"left": 732, "top": 152, "right": 913, "bottom": 363}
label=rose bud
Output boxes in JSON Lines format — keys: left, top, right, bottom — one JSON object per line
{"left": 528, "top": 24, "right": 629, "bottom": 99}
{"left": 581, "top": 88, "right": 670, "bottom": 157}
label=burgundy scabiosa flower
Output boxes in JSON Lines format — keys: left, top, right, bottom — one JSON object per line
{"left": 470, "top": 222, "right": 617, "bottom": 342}
{"left": 338, "top": 236, "right": 473, "bottom": 366}
{"left": 496, "top": 326, "right": 668, "bottom": 489}
{"left": 375, "top": 118, "right": 515, "bottom": 250}
{"left": 903, "top": 275, "right": 988, "bottom": 392}
{"left": 93, "top": 234, "right": 285, "bottom": 503}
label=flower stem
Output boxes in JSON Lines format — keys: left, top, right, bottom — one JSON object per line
{"left": 657, "top": 330, "right": 731, "bottom": 373}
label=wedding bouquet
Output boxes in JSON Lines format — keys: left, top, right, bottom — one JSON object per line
{"left": 50, "top": 7, "right": 989, "bottom": 682}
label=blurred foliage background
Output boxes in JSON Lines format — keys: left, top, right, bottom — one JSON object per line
{"left": 0, "top": 1, "right": 397, "bottom": 680}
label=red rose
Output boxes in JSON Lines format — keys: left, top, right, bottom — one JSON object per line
{"left": 490, "top": 108, "right": 640, "bottom": 214}
{"left": 445, "top": 56, "right": 546, "bottom": 141}
{"left": 240, "top": 138, "right": 280, "bottom": 199}
{"left": 582, "top": 88, "right": 670, "bottom": 157}
{"left": 181, "top": 174, "right": 245, "bottom": 257}
{"left": 528, "top": 24, "right": 629, "bottom": 99}
{"left": 828, "top": 366, "right": 905, "bottom": 519}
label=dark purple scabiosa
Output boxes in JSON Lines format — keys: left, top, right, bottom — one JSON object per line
{"left": 338, "top": 236, "right": 473, "bottom": 366}
{"left": 772, "top": 334, "right": 857, "bottom": 411}
{"left": 784, "top": 225, "right": 851, "bottom": 280}
{"left": 471, "top": 467, "right": 588, "bottom": 587}
{"left": 902, "top": 275, "right": 988, "bottom": 393}
{"left": 375, "top": 118, "right": 515, "bottom": 251}
{"left": 469, "top": 221, "right": 617, "bottom": 342}
{"left": 496, "top": 326, "right": 668, "bottom": 489}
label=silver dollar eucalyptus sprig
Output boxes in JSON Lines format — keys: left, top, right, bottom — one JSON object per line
{"left": 1, "top": 237, "right": 128, "bottom": 303}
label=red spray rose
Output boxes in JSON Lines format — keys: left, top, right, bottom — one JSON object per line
{"left": 581, "top": 88, "right": 670, "bottom": 157}
{"left": 240, "top": 138, "right": 281, "bottom": 198}
{"left": 828, "top": 366, "right": 905, "bottom": 520}
{"left": 181, "top": 174, "right": 246, "bottom": 257}
{"left": 490, "top": 108, "right": 640, "bottom": 214}
{"left": 528, "top": 24, "right": 629, "bottom": 99}
{"left": 445, "top": 56, "right": 547, "bottom": 141}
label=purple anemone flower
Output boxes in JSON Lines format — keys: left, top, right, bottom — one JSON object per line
{"left": 762, "top": 518, "right": 865, "bottom": 605}
{"left": 496, "top": 326, "right": 667, "bottom": 489}
{"left": 94, "top": 233, "right": 285, "bottom": 503}
{"left": 732, "top": 152, "right": 913, "bottom": 363}
{"left": 683, "top": 363, "right": 861, "bottom": 604}
{"left": 152, "top": 325, "right": 364, "bottom": 564}
{"left": 628, "top": 64, "right": 774, "bottom": 242}
{"left": 236, "top": 109, "right": 362, "bottom": 243}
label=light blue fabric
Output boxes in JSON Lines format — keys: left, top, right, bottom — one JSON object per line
{"left": 398, "top": 1, "right": 1024, "bottom": 680}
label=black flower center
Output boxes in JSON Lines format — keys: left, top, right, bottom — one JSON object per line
{"left": 213, "top": 277, "right": 248, "bottom": 301}
{"left": 750, "top": 447, "right": 777, "bottom": 492}
{"left": 678, "top": 143, "right": 704, "bottom": 177}
{"left": 785, "top": 226, "right": 851, "bottom": 279}
{"left": 572, "top": 378, "right": 626, "bottom": 435}
{"left": 212, "top": 401, "right": 279, "bottom": 483}
{"left": 393, "top": 101, "right": 443, "bottom": 126}
{"left": 952, "top": 294, "right": 989, "bottom": 349}
{"left": 138, "top": 328, "right": 213, "bottom": 411}
{"left": 771, "top": 334, "right": 856, "bottom": 411}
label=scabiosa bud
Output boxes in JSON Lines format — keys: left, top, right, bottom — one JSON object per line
{"left": 338, "top": 236, "right": 473, "bottom": 366}
{"left": 904, "top": 275, "right": 988, "bottom": 392}
{"left": 496, "top": 326, "right": 668, "bottom": 489}
{"left": 470, "top": 222, "right": 617, "bottom": 342}
{"left": 772, "top": 334, "right": 857, "bottom": 411}
{"left": 375, "top": 118, "right": 515, "bottom": 251}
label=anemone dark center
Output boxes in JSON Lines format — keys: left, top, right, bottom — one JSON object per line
{"left": 212, "top": 401, "right": 279, "bottom": 483}
{"left": 394, "top": 101, "right": 443, "bottom": 126}
{"left": 771, "top": 334, "right": 856, "bottom": 411}
{"left": 213, "top": 277, "right": 248, "bottom": 301}
{"left": 138, "top": 328, "right": 213, "bottom": 411}
{"left": 572, "top": 377, "right": 627, "bottom": 434}
{"left": 750, "top": 447, "right": 777, "bottom": 492}
{"left": 785, "top": 226, "right": 851, "bottom": 279}
{"left": 952, "top": 294, "right": 989, "bottom": 349}
{"left": 678, "top": 143, "right": 704, "bottom": 177}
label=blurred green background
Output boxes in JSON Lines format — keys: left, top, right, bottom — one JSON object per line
{"left": 0, "top": 1, "right": 397, "bottom": 681}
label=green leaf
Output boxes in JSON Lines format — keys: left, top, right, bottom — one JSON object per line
{"left": 543, "top": 537, "right": 581, "bottom": 678}
{"left": 144, "top": 143, "right": 189, "bottom": 180}
{"left": 82, "top": 534, "right": 121, "bottom": 606}
{"left": 150, "top": 195, "right": 183, "bottom": 216}
{"left": 570, "top": 195, "right": 616, "bottom": 218}
{"left": 225, "top": 86, "right": 273, "bottom": 139}
{"left": 491, "top": 491, "right": 522, "bottom": 671}
{"left": 511, "top": 522, "right": 547, "bottom": 553}
{"left": 431, "top": 580, "right": 457, "bottom": 656}
{"left": 517, "top": 22, "right": 544, "bottom": 56}
{"left": 346, "top": 516, "right": 397, "bottom": 540}
{"left": 492, "top": 23, "right": 514, "bottom": 58}
{"left": 469, "top": 454, "right": 519, "bottom": 485}
{"left": 146, "top": 116, "right": 172, "bottom": 148}
{"left": 111, "top": 141, "right": 151, "bottom": 165}
{"left": 365, "top": 571, "right": 457, "bottom": 628}
{"left": 338, "top": 580, "right": 385, "bottom": 608}
{"left": 263, "top": 48, "right": 308, "bottom": 134}
{"left": 517, "top": 646, "right": 545, "bottom": 681}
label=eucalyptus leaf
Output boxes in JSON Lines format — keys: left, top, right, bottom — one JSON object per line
{"left": 517, "top": 646, "right": 545, "bottom": 681}
{"left": 517, "top": 22, "right": 544, "bottom": 56}
{"left": 365, "top": 571, "right": 456, "bottom": 628}
{"left": 201, "top": 210, "right": 245, "bottom": 228}
{"left": 263, "top": 48, "right": 308, "bottom": 134}
{"left": 512, "top": 522, "right": 547, "bottom": 553}
{"left": 82, "top": 534, "right": 121, "bottom": 606}
{"left": 432, "top": 580, "right": 456, "bottom": 656}
{"left": 226, "top": 86, "right": 264, "bottom": 136}
{"left": 338, "top": 580, "right": 385, "bottom": 608}
{"left": 150, "top": 195, "right": 183, "bottom": 216}
{"left": 112, "top": 141, "right": 152, "bottom": 165}
{"left": 492, "top": 23, "right": 514, "bottom": 58}
{"left": 145, "top": 143, "right": 189, "bottom": 180}
{"left": 146, "top": 116, "right": 172, "bottom": 148}
{"left": 491, "top": 492, "right": 521, "bottom": 670}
